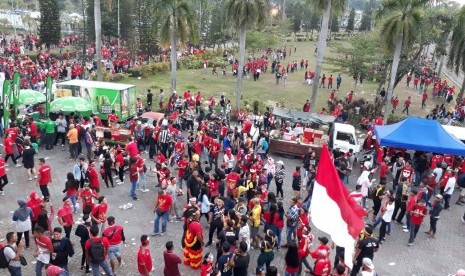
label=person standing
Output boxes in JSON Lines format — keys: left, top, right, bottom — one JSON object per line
{"left": 249, "top": 198, "right": 262, "bottom": 249}
{"left": 163, "top": 241, "right": 181, "bottom": 276}
{"left": 282, "top": 198, "right": 299, "bottom": 247}
{"left": 33, "top": 226, "right": 54, "bottom": 276}
{"left": 84, "top": 128, "right": 94, "bottom": 162}
{"left": 75, "top": 214, "right": 92, "bottom": 273}
{"left": 44, "top": 116, "right": 56, "bottom": 150}
{"left": 54, "top": 114, "right": 67, "bottom": 147}
{"left": 57, "top": 197, "right": 74, "bottom": 239}
{"left": 443, "top": 171, "right": 457, "bottom": 210}
{"left": 377, "top": 196, "right": 395, "bottom": 244}
{"left": 231, "top": 241, "right": 250, "bottom": 276}
{"left": 102, "top": 216, "right": 125, "bottom": 275}
{"left": 0, "top": 154, "right": 9, "bottom": 195}
{"left": 102, "top": 153, "right": 114, "bottom": 188}
{"left": 129, "top": 157, "right": 139, "bottom": 200}
{"left": 138, "top": 235, "right": 153, "bottom": 276}
{"left": 183, "top": 209, "right": 204, "bottom": 269}
{"left": 4, "top": 232, "right": 24, "bottom": 276}
{"left": 402, "top": 96, "right": 411, "bottom": 115}
{"left": 67, "top": 124, "right": 79, "bottom": 160}
{"left": 350, "top": 227, "right": 379, "bottom": 276}
{"left": 50, "top": 227, "right": 74, "bottom": 271}
{"left": 146, "top": 89, "right": 153, "bottom": 107}
{"left": 85, "top": 225, "right": 114, "bottom": 276}
{"left": 153, "top": 189, "right": 173, "bottom": 236}
{"left": 425, "top": 194, "right": 443, "bottom": 238}
{"left": 90, "top": 196, "right": 108, "bottom": 232}
{"left": 159, "top": 89, "right": 165, "bottom": 111}
{"left": 408, "top": 199, "right": 427, "bottom": 246}
{"left": 336, "top": 74, "right": 342, "bottom": 90}
{"left": 4, "top": 133, "right": 21, "bottom": 167}
{"left": 12, "top": 200, "right": 33, "bottom": 249}
{"left": 22, "top": 140, "right": 37, "bottom": 181}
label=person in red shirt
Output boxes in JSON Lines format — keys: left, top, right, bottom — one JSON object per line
{"left": 37, "top": 158, "right": 52, "bottom": 201}
{"left": 241, "top": 119, "right": 252, "bottom": 141}
{"left": 391, "top": 96, "right": 399, "bottom": 113}
{"left": 183, "top": 209, "right": 204, "bottom": 269}
{"left": 408, "top": 199, "right": 427, "bottom": 245}
{"left": 176, "top": 154, "right": 189, "bottom": 190}
{"left": 379, "top": 157, "right": 389, "bottom": 179}
{"left": 85, "top": 225, "right": 113, "bottom": 275}
{"left": 90, "top": 196, "right": 108, "bottom": 230}
{"left": 402, "top": 96, "right": 411, "bottom": 115}
{"left": 125, "top": 137, "right": 139, "bottom": 158}
{"left": 163, "top": 240, "right": 181, "bottom": 276}
{"left": 78, "top": 184, "right": 98, "bottom": 214}
{"left": 33, "top": 226, "right": 54, "bottom": 274}
{"left": 313, "top": 249, "right": 332, "bottom": 276}
{"left": 0, "top": 155, "right": 8, "bottom": 195}
{"left": 102, "top": 216, "right": 125, "bottom": 274}
{"left": 4, "top": 132, "right": 20, "bottom": 166}
{"left": 421, "top": 91, "right": 428, "bottom": 108}
{"left": 398, "top": 161, "right": 414, "bottom": 183}
{"left": 153, "top": 189, "right": 173, "bottom": 235}
{"left": 208, "top": 138, "right": 221, "bottom": 169}
{"left": 138, "top": 235, "right": 153, "bottom": 276}
{"left": 346, "top": 90, "right": 354, "bottom": 104}
{"left": 29, "top": 118, "right": 39, "bottom": 144}
{"left": 107, "top": 110, "right": 119, "bottom": 127}
{"left": 87, "top": 162, "right": 101, "bottom": 194}
{"left": 57, "top": 196, "right": 74, "bottom": 239}
{"left": 303, "top": 100, "right": 311, "bottom": 112}
{"left": 114, "top": 147, "right": 125, "bottom": 184}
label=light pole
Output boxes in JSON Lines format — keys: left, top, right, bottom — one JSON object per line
{"left": 11, "top": 0, "right": 17, "bottom": 36}
{"left": 117, "top": 0, "right": 120, "bottom": 49}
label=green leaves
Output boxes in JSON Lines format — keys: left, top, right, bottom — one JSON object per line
{"left": 39, "top": 0, "right": 61, "bottom": 47}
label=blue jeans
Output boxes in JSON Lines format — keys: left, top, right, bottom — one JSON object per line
{"left": 276, "top": 227, "right": 282, "bottom": 247}
{"left": 373, "top": 216, "right": 391, "bottom": 234}
{"left": 154, "top": 210, "right": 169, "bottom": 234}
{"left": 35, "top": 260, "right": 46, "bottom": 276}
{"left": 285, "top": 271, "right": 298, "bottom": 276}
{"left": 69, "top": 195, "right": 77, "bottom": 213}
{"left": 130, "top": 180, "right": 138, "bottom": 199}
{"left": 138, "top": 173, "right": 146, "bottom": 190}
{"left": 91, "top": 260, "right": 114, "bottom": 276}
{"left": 405, "top": 213, "right": 411, "bottom": 229}
{"left": 8, "top": 266, "right": 21, "bottom": 276}
{"left": 362, "top": 196, "right": 367, "bottom": 209}
{"left": 177, "top": 177, "right": 184, "bottom": 190}
{"left": 286, "top": 225, "right": 297, "bottom": 242}
{"left": 266, "top": 173, "right": 273, "bottom": 190}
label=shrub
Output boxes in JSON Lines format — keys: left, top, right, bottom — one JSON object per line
{"left": 387, "top": 113, "right": 407, "bottom": 124}
{"left": 128, "top": 67, "right": 142, "bottom": 77}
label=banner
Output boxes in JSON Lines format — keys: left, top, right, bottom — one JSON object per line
{"left": 2, "top": 80, "right": 11, "bottom": 128}
{"left": 45, "top": 75, "right": 52, "bottom": 117}
{"left": 12, "top": 72, "right": 20, "bottom": 120}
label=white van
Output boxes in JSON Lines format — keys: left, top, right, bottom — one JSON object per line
{"left": 329, "top": 123, "right": 361, "bottom": 154}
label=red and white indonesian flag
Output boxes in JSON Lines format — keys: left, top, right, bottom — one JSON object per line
{"left": 310, "top": 144, "right": 367, "bottom": 268}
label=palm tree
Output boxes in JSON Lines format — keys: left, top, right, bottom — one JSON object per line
{"left": 227, "top": 0, "right": 266, "bottom": 111}
{"left": 309, "top": 0, "right": 345, "bottom": 112}
{"left": 157, "top": 0, "right": 196, "bottom": 93}
{"left": 448, "top": 6, "right": 465, "bottom": 99}
{"left": 94, "top": 0, "right": 103, "bottom": 81}
{"left": 377, "top": 0, "right": 427, "bottom": 122}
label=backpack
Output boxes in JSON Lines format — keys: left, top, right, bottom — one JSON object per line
{"left": 0, "top": 245, "right": 12, "bottom": 269}
{"left": 262, "top": 139, "right": 268, "bottom": 151}
{"left": 89, "top": 238, "right": 105, "bottom": 264}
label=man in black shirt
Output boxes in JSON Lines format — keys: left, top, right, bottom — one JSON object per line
{"left": 351, "top": 227, "right": 379, "bottom": 276}
{"left": 146, "top": 89, "right": 153, "bottom": 107}
{"left": 50, "top": 227, "right": 75, "bottom": 271}
{"left": 217, "top": 242, "right": 233, "bottom": 276}
{"left": 186, "top": 170, "right": 203, "bottom": 202}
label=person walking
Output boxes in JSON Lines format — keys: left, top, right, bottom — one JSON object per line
{"left": 102, "top": 153, "right": 114, "bottom": 188}
{"left": 102, "top": 216, "right": 126, "bottom": 275}
{"left": 377, "top": 196, "right": 395, "bottom": 244}
{"left": 54, "top": 114, "right": 67, "bottom": 147}
{"left": 163, "top": 241, "right": 181, "bottom": 276}
{"left": 129, "top": 157, "right": 139, "bottom": 200}
{"left": 84, "top": 128, "right": 94, "bottom": 162}
{"left": 37, "top": 158, "right": 52, "bottom": 202}
{"left": 401, "top": 96, "right": 411, "bottom": 115}
{"left": 57, "top": 197, "right": 74, "bottom": 239}
{"left": 4, "top": 133, "right": 21, "bottom": 167}
{"left": 138, "top": 235, "right": 153, "bottom": 276}
{"left": 50, "top": 227, "right": 74, "bottom": 271}
{"left": 425, "top": 194, "right": 443, "bottom": 238}
{"left": 33, "top": 226, "right": 54, "bottom": 276}
{"left": 4, "top": 232, "right": 24, "bottom": 276}
{"left": 0, "top": 154, "right": 9, "bottom": 195}
{"left": 67, "top": 124, "right": 79, "bottom": 160}
{"left": 75, "top": 214, "right": 92, "bottom": 273}
{"left": 85, "top": 225, "right": 114, "bottom": 276}
{"left": 183, "top": 209, "right": 204, "bottom": 269}
{"left": 12, "top": 200, "right": 32, "bottom": 250}
{"left": 153, "top": 189, "right": 173, "bottom": 236}
{"left": 282, "top": 198, "right": 299, "bottom": 247}
{"left": 22, "top": 140, "right": 37, "bottom": 181}
{"left": 408, "top": 199, "right": 427, "bottom": 246}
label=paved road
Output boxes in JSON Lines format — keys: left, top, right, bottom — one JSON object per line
{"left": 0, "top": 144, "right": 464, "bottom": 276}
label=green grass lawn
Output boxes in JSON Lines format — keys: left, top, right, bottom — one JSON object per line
{"left": 122, "top": 41, "right": 381, "bottom": 112}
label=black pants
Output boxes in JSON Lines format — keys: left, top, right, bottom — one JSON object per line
{"left": 40, "top": 185, "right": 50, "bottom": 201}
{"left": 351, "top": 258, "right": 363, "bottom": 276}
{"left": 17, "top": 230, "right": 30, "bottom": 247}
{"left": 80, "top": 242, "right": 89, "bottom": 271}
{"left": 208, "top": 220, "right": 223, "bottom": 243}
{"left": 149, "top": 140, "right": 157, "bottom": 159}
{"left": 4, "top": 153, "right": 17, "bottom": 164}
{"left": 64, "top": 225, "right": 72, "bottom": 239}
{"left": 45, "top": 133, "right": 54, "bottom": 150}
{"left": 69, "top": 143, "right": 78, "bottom": 160}
{"left": 118, "top": 166, "right": 124, "bottom": 183}
{"left": 160, "top": 143, "right": 169, "bottom": 157}
{"left": 373, "top": 199, "right": 382, "bottom": 217}
{"left": 444, "top": 194, "right": 451, "bottom": 209}
{"left": 104, "top": 170, "right": 114, "bottom": 187}
{"left": 378, "top": 219, "right": 389, "bottom": 242}
{"left": 276, "top": 181, "right": 283, "bottom": 198}
{"left": 430, "top": 217, "right": 438, "bottom": 235}
{"left": 54, "top": 132, "right": 66, "bottom": 145}
{"left": 0, "top": 175, "right": 8, "bottom": 191}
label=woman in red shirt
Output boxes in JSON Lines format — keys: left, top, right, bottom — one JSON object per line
{"left": 87, "top": 163, "right": 101, "bottom": 194}
{"left": 57, "top": 197, "right": 74, "bottom": 239}
{"left": 27, "top": 191, "right": 45, "bottom": 231}
{"left": 63, "top": 172, "right": 79, "bottom": 214}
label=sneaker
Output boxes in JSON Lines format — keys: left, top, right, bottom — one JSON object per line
{"left": 34, "top": 175, "right": 37, "bottom": 179}
{"left": 205, "top": 242, "right": 212, "bottom": 247}
{"left": 15, "top": 164, "right": 22, "bottom": 168}
{"left": 160, "top": 232, "right": 166, "bottom": 236}
{"left": 1, "top": 191, "right": 4, "bottom": 196}
{"left": 170, "top": 219, "right": 174, "bottom": 223}
{"left": 403, "top": 229, "right": 410, "bottom": 233}
{"left": 133, "top": 197, "right": 139, "bottom": 201}
{"left": 142, "top": 189, "right": 149, "bottom": 193}
{"left": 408, "top": 242, "right": 413, "bottom": 246}
{"left": 28, "top": 178, "right": 32, "bottom": 181}
{"left": 402, "top": 225, "right": 407, "bottom": 229}
{"left": 117, "top": 181, "right": 124, "bottom": 185}
{"left": 152, "top": 233, "right": 158, "bottom": 236}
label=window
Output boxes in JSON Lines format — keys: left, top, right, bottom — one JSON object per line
{"left": 336, "top": 131, "right": 355, "bottom": 145}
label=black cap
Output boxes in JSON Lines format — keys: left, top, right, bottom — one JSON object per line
{"left": 318, "top": 236, "right": 329, "bottom": 245}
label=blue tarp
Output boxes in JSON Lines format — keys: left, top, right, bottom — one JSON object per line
{"left": 374, "top": 117, "right": 465, "bottom": 156}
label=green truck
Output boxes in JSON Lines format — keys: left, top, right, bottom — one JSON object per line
{"left": 54, "top": 80, "right": 137, "bottom": 121}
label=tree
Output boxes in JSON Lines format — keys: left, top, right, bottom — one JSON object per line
{"left": 39, "top": 0, "right": 61, "bottom": 48}
{"left": 309, "top": 0, "right": 345, "bottom": 111}
{"left": 94, "top": 0, "right": 103, "bottom": 81}
{"left": 376, "top": 0, "right": 427, "bottom": 122}
{"left": 346, "top": 8, "right": 355, "bottom": 32}
{"left": 330, "top": 13, "right": 340, "bottom": 33}
{"left": 359, "top": 3, "right": 372, "bottom": 31}
{"left": 448, "top": 6, "right": 465, "bottom": 99}
{"left": 227, "top": 0, "right": 267, "bottom": 111}
{"left": 206, "top": 0, "right": 231, "bottom": 48}
{"left": 137, "top": 0, "right": 159, "bottom": 56}
{"left": 157, "top": 0, "right": 196, "bottom": 93}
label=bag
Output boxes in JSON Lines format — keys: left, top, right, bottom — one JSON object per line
{"left": 89, "top": 238, "right": 105, "bottom": 264}
{"left": 0, "top": 245, "right": 12, "bottom": 269}
{"left": 143, "top": 164, "right": 148, "bottom": 173}
{"left": 156, "top": 209, "right": 166, "bottom": 216}
{"left": 20, "top": 256, "right": 27, "bottom": 266}
{"left": 286, "top": 217, "right": 295, "bottom": 227}
{"left": 367, "top": 186, "right": 375, "bottom": 200}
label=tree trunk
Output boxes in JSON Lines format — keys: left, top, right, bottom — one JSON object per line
{"left": 235, "top": 26, "right": 246, "bottom": 111}
{"left": 282, "top": 0, "right": 286, "bottom": 20}
{"left": 94, "top": 0, "right": 103, "bottom": 81}
{"left": 170, "top": 15, "right": 177, "bottom": 93}
{"left": 310, "top": 0, "right": 331, "bottom": 111}
{"left": 437, "top": 54, "right": 444, "bottom": 77}
{"left": 383, "top": 35, "right": 403, "bottom": 124}
{"left": 458, "top": 77, "right": 465, "bottom": 100}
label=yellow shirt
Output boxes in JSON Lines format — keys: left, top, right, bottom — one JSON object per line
{"left": 67, "top": 128, "right": 78, "bottom": 144}
{"left": 251, "top": 205, "right": 262, "bottom": 227}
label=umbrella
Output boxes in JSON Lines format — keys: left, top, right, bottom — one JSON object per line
{"left": 50, "top": 97, "right": 92, "bottom": 116}
{"left": 19, "top": 89, "right": 46, "bottom": 105}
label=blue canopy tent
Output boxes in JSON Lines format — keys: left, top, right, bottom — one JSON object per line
{"left": 373, "top": 117, "right": 465, "bottom": 156}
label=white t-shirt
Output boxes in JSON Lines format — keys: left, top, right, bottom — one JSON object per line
{"left": 445, "top": 177, "right": 456, "bottom": 195}
{"left": 382, "top": 202, "right": 395, "bottom": 223}
{"left": 361, "top": 270, "right": 376, "bottom": 276}
{"left": 4, "top": 244, "right": 21, "bottom": 267}
{"left": 239, "top": 224, "right": 251, "bottom": 251}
